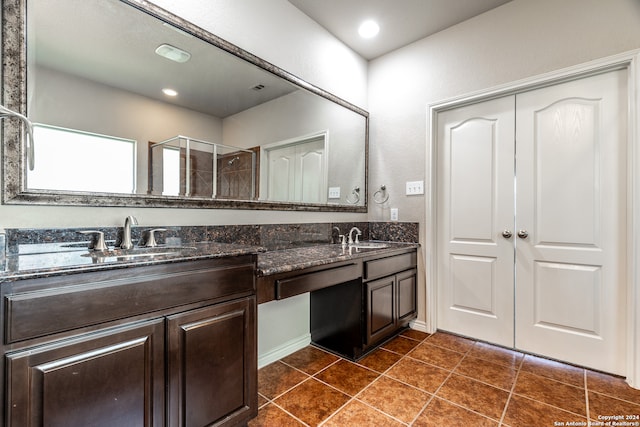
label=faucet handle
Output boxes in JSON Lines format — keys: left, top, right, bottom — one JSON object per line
{"left": 339, "top": 235, "right": 347, "bottom": 246}
{"left": 348, "top": 227, "right": 362, "bottom": 245}
{"left": 139, "top": 228, "right": 167, "bottom": 247}
{"left": 78, "top": 230, "right": 108, "bottom": 251}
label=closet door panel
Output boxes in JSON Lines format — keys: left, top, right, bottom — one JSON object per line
{"left": 514, "top": 70, "right": 628, "bottom": 375}
{"left": 534, "top": 99, "right": 599, "bottom": 246}
{"left": 436, "top": 96, "right": 516, "bottom": 347}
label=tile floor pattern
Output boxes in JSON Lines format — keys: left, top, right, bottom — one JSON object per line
{"left": 250, "top": 330, "right": 640, "bottom": 426}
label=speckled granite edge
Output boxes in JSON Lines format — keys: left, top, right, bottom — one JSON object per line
{"left": 0, "top": 242, "right": 263, "bottom": 283}
{"left": 3, "top": 222, "right": 419, "bottom": 255}
{"left": 257, "top": 242, "right": 419, "bottom": 277}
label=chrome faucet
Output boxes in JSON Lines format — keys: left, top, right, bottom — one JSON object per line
{"left": 121, "top": 215, "right": 138, "bottom": 249}
{"left": 0, "top": 104, "right": 35, "bottom": 170}
{"left": 348, "top": 227, "right": 362, "bottom": 245}
{"left": 333, "top": 226, "right": 346, "bottom": 245}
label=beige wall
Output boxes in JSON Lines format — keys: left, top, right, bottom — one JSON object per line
{"left": 368, "top": 0, "right": 640, "bottom": 225}
{"left": 367, "top": 0, "right": 640, "bottom": 327}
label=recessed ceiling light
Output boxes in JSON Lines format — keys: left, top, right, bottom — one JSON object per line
{"left": 358, "top": 20, "right": 380, "bottom": 39}
{"left": 155, "top": 44, "right": 191, "bottom": 63}
{"left": 162, "top": 88, "right": 178, "bottom": 97}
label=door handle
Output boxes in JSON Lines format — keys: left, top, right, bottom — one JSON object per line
{"left": 502, "top": 229, "right": 513, "bottom": 239}
{"left": 517, "top": 230, "right": 529, "bottom": 239}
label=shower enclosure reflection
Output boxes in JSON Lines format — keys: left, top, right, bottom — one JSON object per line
{"left": 148, "top": 136, "right": 256, "bottom": 200}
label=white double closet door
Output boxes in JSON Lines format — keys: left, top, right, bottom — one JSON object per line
{"left": 436, "top": 69, "right": 627, "bottom": 375}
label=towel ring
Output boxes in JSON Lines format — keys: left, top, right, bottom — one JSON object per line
{"left": 373, "top": 185, "right": 389, "bottom": 204}
{"left": 346, "top": 186, "right": 360, "bottom": 204}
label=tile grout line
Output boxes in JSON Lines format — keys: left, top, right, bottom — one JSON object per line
{"left": 404, "top": 335, "right": 486, "bottom": 426}
{"left": 316, "top": 396, "right": 355, "bottom": 427}
{"left": 261, "top": 361, "right": 313, "bottom": 402}
{"left": 354, "top": 332, "right": 436, "bottom": 426}
{"left": 439, "top": 340, "right": 509, "bottom": 425}
{"left": 374, "top": 333, "right": 507, "bottom": 425}
{"left": 316, "top": 335, "right": 424, "bottom": 426}
{"left": 380, "top": 341, "right": 438, "bottom": 426}
{"left": 268, "top": 399, "right": 312, "bottom": 427}
{"left": 498, "top": 352, "right": 526, "bottom": 426}
{"left": 584, "top": 369, "right": 591, "bottom": 423}
{"left": 317, "top": 333, "right": 430, "bottom": 426}
{"left": 357, "top": 334, "right": 431, "bottom": 426}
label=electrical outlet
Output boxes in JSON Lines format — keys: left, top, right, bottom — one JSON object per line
{"left": 328, "top": 187, "right": 341, "bottom": 199}
{"left": 406, "top": 180, "right": 424, "bottom": 195}
{"left": 390, "top": 208, "right": 399, "bottom": 221}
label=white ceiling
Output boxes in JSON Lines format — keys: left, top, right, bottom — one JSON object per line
{"left": 288, "top": 0, "right": 513, "bottom": 60}
{"left": 33, "top": 0, "right": 514, "bottom": 119}
{"left": 33, "top": 0, "right": 297, "bottom": 118}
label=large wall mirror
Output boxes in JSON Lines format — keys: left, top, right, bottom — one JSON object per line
{"left": 2, "top": 0, "right": 368, "bottom": 211}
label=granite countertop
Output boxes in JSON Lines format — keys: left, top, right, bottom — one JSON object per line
{"left": 256, "top": 242, "right": 419, "bottom": 277}
{"left": 0, "top": 241, "right": 266, "bottom": 282}
{"left": 0, "top": 240, "right": 419, "bottom": 283}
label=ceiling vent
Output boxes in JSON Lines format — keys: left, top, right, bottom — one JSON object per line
{"left": 155, "top": 44, "right": 191, "bottom": 63}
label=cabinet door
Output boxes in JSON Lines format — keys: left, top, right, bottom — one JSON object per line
{"left": 366, "top": 277, "right": 395, "bottom": 345}
{"left": 6, "top": 319, "right": 165, "bottom": 427}
{"left": 167, "top": 297, "right": 257, "bottom": 427}
{"left": 397, "top": 269, "right": 417, "bottom": 325}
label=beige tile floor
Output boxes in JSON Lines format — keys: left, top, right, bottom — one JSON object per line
{"left": 250, "top": 330, "right": 640, "bottom": 426}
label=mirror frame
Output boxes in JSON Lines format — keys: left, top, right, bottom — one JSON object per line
{"left": 1, "top": 0, "right": 368, "bottom": 212}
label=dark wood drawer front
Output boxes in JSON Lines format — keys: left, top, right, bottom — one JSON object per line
{"left": 276, "top": 263, "right": 361, "bottom": 300}
{"left": 5, "top": 263, "right": 255, "bottom": 344}
{"left": 364, "top": 252, "right": 417, "bottom": 281}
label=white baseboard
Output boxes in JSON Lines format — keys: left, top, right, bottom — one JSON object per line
{"left": 258, "top": 322, "right": 431, "bottom": 368}
{"left": 409, "top": 319, "right": 429, "bottom": 333}
{"left": 258, "top": 333, "right": 311, "bottom": 369}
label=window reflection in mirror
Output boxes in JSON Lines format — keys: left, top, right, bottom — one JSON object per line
{"left": 27, "top": 124, "right": 136, "bottom": 193}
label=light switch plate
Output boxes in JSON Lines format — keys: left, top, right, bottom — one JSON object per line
{"left": 406, "top": 180, "right": 424, "bottom": 195}
{"left": 328, "top": 187, "right": 341, "bottom": 199}
{"left": 390, "top": 208, "right": 399, "bottom": 221}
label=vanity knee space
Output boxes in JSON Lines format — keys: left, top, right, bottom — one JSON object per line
{"left": 257, "top": 246, "right": 418, "bottom": 360}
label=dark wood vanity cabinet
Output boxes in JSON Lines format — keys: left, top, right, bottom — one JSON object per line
{"left": 364, "top": 253, "right": 417, "bottom": 348}
{"left": 6, "top": 319, "right": 166, "bottom": 427}
{"left": 309, "top": 248, "right": 418, "bottom": 360}
{"left": 1, "top": 256, "right": 257, "bottom": 427}
{"left": 167, "top": 297, "right": 255, "bottom": 427}
{"left": 365, "top": 268, "right": 417, "bottom": 346}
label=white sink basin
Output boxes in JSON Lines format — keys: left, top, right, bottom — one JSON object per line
{"left": 82, "top": 246, "right": 197, "bottom": 259}
{"left": 351, "top": 242, "right": 390, "bottom": 249}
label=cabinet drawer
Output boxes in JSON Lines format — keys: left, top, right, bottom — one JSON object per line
{"left": 364, "top": 252, "right": 417, "bottom": 281}
{"left": 276, "top": 263, "right": 361, "bottom": 299}
{"left": 5, "top": 260, "right": 255, "bottom": 344}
